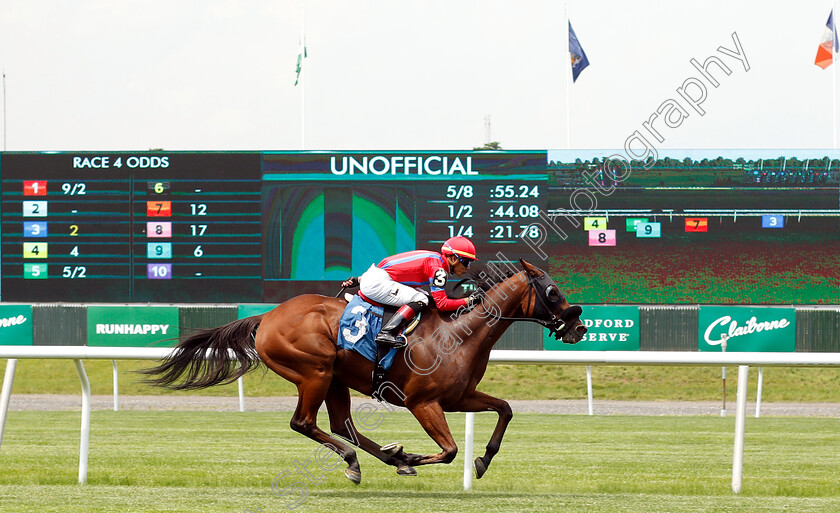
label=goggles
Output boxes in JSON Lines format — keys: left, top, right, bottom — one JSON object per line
{"left": 455, "top": 255, "right": 473, "bottom": 269}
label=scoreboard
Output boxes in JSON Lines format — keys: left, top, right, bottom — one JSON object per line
{"left": 2, "top": 150, "right": 838, "bottom": 305}
{"left": 1, "top": 151, "right": 547, "bottom": 303}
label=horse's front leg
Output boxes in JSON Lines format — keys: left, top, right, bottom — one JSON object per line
{"left": 401, "top": 401, "right": 459, "bottom": 466}
{"left": 453, "top": 390, "right": 513, "bottom": 478}
{"left": 324, "top": 379, "right": 417, "bottom": 476}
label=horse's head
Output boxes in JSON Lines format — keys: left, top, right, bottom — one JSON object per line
{"left": 518, "top": 259, "right": 587, "bottom": 344}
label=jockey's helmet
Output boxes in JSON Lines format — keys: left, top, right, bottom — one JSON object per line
{"left": 441, "top": 236, "right": 477, "bottom": 263}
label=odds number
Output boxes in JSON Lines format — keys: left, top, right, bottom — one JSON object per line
{"left": 635, "top": 222, "right": 661, "bottom": 238}
{"left": 147, "top": 242, "right": 172, "bottom": 259}
{"left": 23, "top": 180, "right": 48, "bottom": 196}
{"left": 147, "top": 263, "right": 172, "bottom": 280}
{"left": 146, "top": 221, "right": 172, "bottom": 238}
{"left": 147, "top": 181, "right": 171, "bottom": 196}
{"left": 24, "top": 263, "right": 48, "bottom": 279}
{"left": 684, "top": 218, "right": 708, "bottom": 232}
{"left": 23, "top": 242, "right": 49, "bottom": 258}
{"left": 588, "top": 230, "right": 616, "bottom": 247}
{"left": 146, "top": 201, "right": 172, "bottom": 217}
{"left": 761, "top": 215, "right": 784, "bottom": 229}
{"left": 584, "top": 217, "right": 608, "bottom": 231}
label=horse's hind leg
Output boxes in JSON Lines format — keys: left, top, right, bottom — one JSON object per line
{"left": 287, "top": 377, "right": 364, "bottom": 484}
{"left": 324, "top": 380, "right": 417, "bottom": 476}
{"left": 259, "top": 346, "right": 364, "bottom": 485}
{"left": 454, "top": 390, "right": 513, "bottom": 479}
{"left": 401, "top": 401, "right": 459, "bottom": 467}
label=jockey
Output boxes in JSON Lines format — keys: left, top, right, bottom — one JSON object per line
{"left": 342, "top": 236, "right": 483, "bottom": 349}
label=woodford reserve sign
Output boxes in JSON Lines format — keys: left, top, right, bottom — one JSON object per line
{"left": 544, "top": 306, "right": 640, "bottom": 351}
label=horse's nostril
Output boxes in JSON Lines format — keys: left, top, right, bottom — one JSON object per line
{"left": 576, "top": 325, "right": 588, "bottom": 334}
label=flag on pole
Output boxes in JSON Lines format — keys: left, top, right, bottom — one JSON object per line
{"left": 295, "top": 40, "right": 308, "bottom": 86}
{"left": 569, "top": 21, "right": 590, "bottom": 82}
{"left": 815, "top": 9, "right": 839, "bottom": 69}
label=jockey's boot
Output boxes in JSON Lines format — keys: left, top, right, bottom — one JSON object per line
{"left": 375, "top": 301, "right": 425, "bottom": 349}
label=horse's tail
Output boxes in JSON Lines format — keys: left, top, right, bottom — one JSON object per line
{"left": 139, "top": 315, "right": 264, "bottom": 390}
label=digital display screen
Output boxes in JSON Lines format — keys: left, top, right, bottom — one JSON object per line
{"left": 1, "top": 150, "right": 837, "bottom": 304}
{"left": 260, "top": 152, "right": 547, "bottom": 301}
{"left": 545, "top": 150, "right": 840, "bottom": 304}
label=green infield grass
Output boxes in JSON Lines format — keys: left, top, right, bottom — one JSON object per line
{"left": 1, "top": 411, "right": 839, "bottom": 513}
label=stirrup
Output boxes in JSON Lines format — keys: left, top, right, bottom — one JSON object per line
{"left": 404, "top": 313, "right": 421, "bottom": 336}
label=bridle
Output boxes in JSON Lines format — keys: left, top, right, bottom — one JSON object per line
{"left": 474, "top": 271, "right": 581, "bottom": 340}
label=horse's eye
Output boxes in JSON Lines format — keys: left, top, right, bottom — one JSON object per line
{"left": 546, "top": 286, "right": 560, "bottom": 301}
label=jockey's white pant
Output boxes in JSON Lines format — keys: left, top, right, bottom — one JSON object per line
{"left": 358, "top": 265, "right": 429, "bottom": 307}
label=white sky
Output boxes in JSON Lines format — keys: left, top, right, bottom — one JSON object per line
{"left": 1, "top": 0, "right": 839, "bottom": 153}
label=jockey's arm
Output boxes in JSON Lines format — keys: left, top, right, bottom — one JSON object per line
{"left": 430, "top": 289, "right": 484, "bottom": 311}
{"left": 425, "top": 262, "right": 484, "bottom": 311}
{"left": 430, "top": 289, "right": 469, "bottom": 311}
{"left": 426, "top": 265, "right": 468, "bottom": 311}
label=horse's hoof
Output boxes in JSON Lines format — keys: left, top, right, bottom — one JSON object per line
{"left": 474, "top": 457, "right": 487, "bottom": 479}
{"left": 381, "top": 443, "right": 403, "bottom": 456}
{"left": 344, "top": 468, "right": 361, "bottom": 485}
{"left": 396, "top": 465, "right": 417, "bottom": 476}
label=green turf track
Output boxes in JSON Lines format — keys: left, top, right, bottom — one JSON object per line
{"left": 1, "top": 411, "right": 838, "bottom": 513}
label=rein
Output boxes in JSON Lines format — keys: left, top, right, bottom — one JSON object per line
{"left": 473, "top": 272, "right": 570, "bottom": 336}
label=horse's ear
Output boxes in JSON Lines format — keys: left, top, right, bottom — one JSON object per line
{"left": 519, "top": 259, "right": 541, "bottom": 277}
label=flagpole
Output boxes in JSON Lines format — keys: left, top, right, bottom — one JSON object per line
{"left": 564, "top": 0, "right": 571, "bottom": 150}
{"left": 300, "top": 0, "right": 306, "bottom": 150}
{"left": 2, "top": 70, "right": 6, "bottom": 151}
{"left": 831, "top": 0, "right": 838, "bottom": 150}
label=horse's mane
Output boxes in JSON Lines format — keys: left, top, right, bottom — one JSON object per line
{"left": 469, "top": 261, "right": 519, "bottom": 292}
{"left": 445, "top": 261, "right": 525, "bottom": 301}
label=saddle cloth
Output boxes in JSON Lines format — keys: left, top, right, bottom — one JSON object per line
{"left": 336, "top": 294, "right": 398, "bottom": 370}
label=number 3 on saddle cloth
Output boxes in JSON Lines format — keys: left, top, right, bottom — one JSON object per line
{"left": 337, "top": 295, "right": 399, "bottom": 371}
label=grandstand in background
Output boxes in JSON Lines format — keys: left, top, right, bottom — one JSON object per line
{"left": 549, "top": 157, "right": 840, "bottom": 187}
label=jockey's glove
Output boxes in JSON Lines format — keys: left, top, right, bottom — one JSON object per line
{"left": 465, "top": 290, "right": 485, "bottom": 308}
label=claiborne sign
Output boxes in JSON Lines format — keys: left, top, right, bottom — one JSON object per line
{"left": 698, "top": 306, "right": 795, "bottom": 352}
{"left": 87, "top": 306, "right": 179, "bottom": 347}
{"left": 545, "top": 305, "right": 640, "bottom": 350}
{"left": 0, "top": 305, "right": 33, "bottom": 346}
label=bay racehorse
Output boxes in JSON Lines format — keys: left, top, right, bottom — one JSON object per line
{"left": 142, "top": 259, "right": 586, "bottom": 483}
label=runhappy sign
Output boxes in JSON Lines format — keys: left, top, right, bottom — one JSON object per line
{"left": 87, "top": 306, "right": 179, "bottom": 347}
